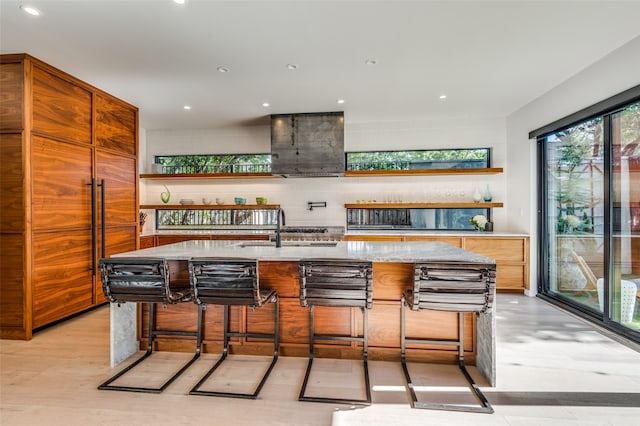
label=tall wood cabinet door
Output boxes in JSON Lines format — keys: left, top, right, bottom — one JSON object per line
{"left": 95, "top": 94, "right": 137, "bottom": 156}
{"left": 0, "top": 134, "right": 24, "bottom": 232}
{"left": 31, "top": 136, "right": 93, "bottom": 230}
{"left": 96, "top": 151, "right": 137, "bottom": 227}
{"left": 95, "top": 151, "right": 137, "bottom": 302}
{"left": 32, "top": 230, "right": 93, "bottom": 328}
{"left": 30, "top": 137, "right": 94, "bottom": 327}
{"left": 0, "top": 62, "right": 24, "bottom": 131}
{"left": 31, "top": 65, "right": 92, "bottom": 144}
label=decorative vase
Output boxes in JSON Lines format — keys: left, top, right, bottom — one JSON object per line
{"left": 160, "top": 185, "right": 171, "bottom": 204}
{"left": 483, "top": 184, "right": 492, "bottom": 202}
{"left": 472, "top": 187, "right": 482, "bottom": 203}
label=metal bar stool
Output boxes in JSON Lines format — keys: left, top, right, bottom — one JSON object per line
{"left": 401, "top": 262, "right": 495, "bottom": 413}
{"left": 188, "top": 258, "right": 279, "bottom": 399}
{"left": 98, "top": 257, "right": 203, "bottom": 393}
{"left": 298, "top": 259, "right": 373, "bottom": 405}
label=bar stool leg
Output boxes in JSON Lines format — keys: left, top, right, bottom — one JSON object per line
{"left": 299, "top": 305, "right": 371, "bottom": 405}
{"left": 190, "top": 298, "right": 280, "bottom": 399}
{"left": 99, "top": 303, "right": 204, "bottom": 393}
{"left": 401, "top": 302, "right": 493, "bottom": 413}
{"left": 362, "top": 307, "right": 372, "bottom": 404}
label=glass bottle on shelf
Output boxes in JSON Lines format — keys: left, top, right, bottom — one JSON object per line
{"left": 483, "top": 184, "right": 492, "bottom": 202}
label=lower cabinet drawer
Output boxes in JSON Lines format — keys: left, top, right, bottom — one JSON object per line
{"left": 464, "top": 237, "right": 526, "bottom": 262}
{"left": 496, "top": 264, "right": 527, "bottom": 290}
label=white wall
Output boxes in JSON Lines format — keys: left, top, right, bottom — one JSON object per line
{"left": 506, "top": 35, "right": 640, "bottom": 295}
{"left": 141, "top": 116, "right": 508, "bottom": 230}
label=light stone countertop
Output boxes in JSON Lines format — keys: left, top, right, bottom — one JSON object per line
{"left": 114, "top": 239, "right": 496, "bottom": 264}
{"left": 345, "top": 230, "right": 529, "bottom": 237}
{"left": 140, "top": 229, "right": 528, "bottom": 238}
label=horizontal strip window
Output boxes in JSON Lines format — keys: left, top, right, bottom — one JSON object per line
{"left": 346, "top": 148, "right": 490, "bottom": 171}
{"left": 154, "top": 154, "right": 271, "bottom": 174}
{"left": 153, "top": 148, "right": 493, "bottom": 175}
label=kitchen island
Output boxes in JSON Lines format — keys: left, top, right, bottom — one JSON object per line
{"left": 109, "top": 239, "right": 497, "bottom": 385}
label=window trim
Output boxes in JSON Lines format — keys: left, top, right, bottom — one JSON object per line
{"left": 529, "top": 84, "right": 640, "bottom": 140}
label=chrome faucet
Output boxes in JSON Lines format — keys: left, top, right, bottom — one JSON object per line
{"left": 275, "top": 208, "right": 286, "bottom": 248}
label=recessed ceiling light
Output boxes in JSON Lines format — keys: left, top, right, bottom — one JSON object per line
{"left": 173, "top": 0, "right": 186, "bottom": 4}
{"left": 336, "top": 99, "right": 345, "bottom": 104}
{"left": 286, "top": 64, "right": 298, "bottom": 70}
{"left": 439, "top": 95, "right": 447, "bottom": 100}
{"left": 262, "top": 102, "right": 270, "bottom": 107}
{"left": 20, "top": 5, "right": 41, "bottom": 16}
{"left": 217, "top": 66, "right": 230, "bottom": 73}
{"left": 183, "top": 105, "right": 191, "bottom": 110}
{"left": 365, "top": 59, "right": 377, "bottom": 65}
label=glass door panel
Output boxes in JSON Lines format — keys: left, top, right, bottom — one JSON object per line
{"left": 611, "top": 103, "right": 640, "bottom": 330}
{"left": 545, "top": 119, "right": 604, "bottom": 312}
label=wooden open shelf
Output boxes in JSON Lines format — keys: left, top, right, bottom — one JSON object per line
{"left": 140, "top": 173, "right": 275, "bottom": 180}
{"left": 140, "top": 167, "right": 503, "bottom": 180}
{"left": 344, "top": 167, "right": 503, "bottom": 177}
{"left": 140, "top": 204, "right": 280, "bottom": 210}
{"left": 344, "top": 202, "right": 503, "bottom": 209}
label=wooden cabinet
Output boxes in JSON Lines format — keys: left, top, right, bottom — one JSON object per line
{"left": 346, "top": 234, "right": 529, "bottom": 292}
{"left": 156, "top": 235, "right": 212, "bottom": 246}
{"left": 141, "top": 233, "right": 271, "bottom": 248}
{"left": 30, "top": 136, "right": 94, "bottom": 327}
{"left": 462, "top": 237, "right": 529, "bottom": 292}
{"left": 139, "top": 236, "right": 155, "bottom": 249}
{"left": 0, "top": 54, "right": 138, "bottom": 339}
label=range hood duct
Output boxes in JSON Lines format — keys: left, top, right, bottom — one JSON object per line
{"left": 271, "top": 112, "right": 344, "bottom": 177}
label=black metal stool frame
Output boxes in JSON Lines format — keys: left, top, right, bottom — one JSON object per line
{"left": 298, "top": 260, "right": 373, "bottom": 406}
{"left": 400, "top": 263, "right": 494, "bottom": 413}
{"left": 188, "top": 258, "right": 279, "bottom": 399}
{"left": 98, "top": 258, "right": 203, "bottom": 394}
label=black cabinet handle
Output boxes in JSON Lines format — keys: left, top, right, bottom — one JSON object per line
{"left": 99, "top": 179, "right": 106, "bottom": 259}
{"left": 89, "top": 179, "right": 96, "bottom": 274}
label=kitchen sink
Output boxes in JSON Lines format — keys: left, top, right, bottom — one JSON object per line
{"left": 238, "top": 241, "right": 338, "bottom": 248}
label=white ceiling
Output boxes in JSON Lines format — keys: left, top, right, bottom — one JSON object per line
{"left": 2, "top": 0, "right": 640, "bottom": 130}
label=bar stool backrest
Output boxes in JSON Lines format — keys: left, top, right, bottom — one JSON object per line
{"left": 299, "top": 260, "right": 373, "bottom": 309}
{"left": 407, "top": 263, "right": 495, "bottom": 313}
{"left": 99, "top": 258, "right": 175, "bottom": 304}
{"left": 189, "top": 258, "right": 264, "bottom": 307}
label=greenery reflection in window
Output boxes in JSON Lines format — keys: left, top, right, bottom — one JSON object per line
{"left": 548, "top": 118, "right": 604, "bottom": 235}
{"left": 154, "top": 154, "right": 271, "bottom": 174}
{"left": 154, "top": 148, "right": 491, "bottom": 174}
{"left": 346, "top": 148, "right": 490, "bottom": 171}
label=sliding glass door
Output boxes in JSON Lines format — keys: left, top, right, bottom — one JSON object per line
{"left": 611, "top": 104, "right": 640, "bottom": 330}
{"left": 543, "top": 119, "right": 605, "bottom": 313}
{"left": 537, "top": 93, "right": 640, "bottom": 341}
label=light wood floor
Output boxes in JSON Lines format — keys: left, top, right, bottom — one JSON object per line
{"left": 1, "top": 295, "right": 640, "bottom": 425}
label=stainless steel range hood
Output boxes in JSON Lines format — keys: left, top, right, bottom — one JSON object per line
{"left": 271, "top": 112, "right": 344, "bottom": 177}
